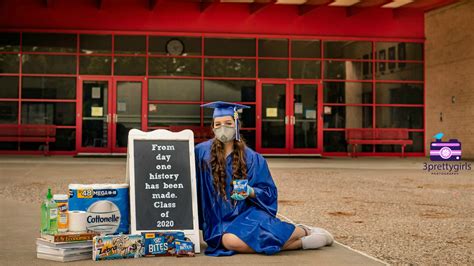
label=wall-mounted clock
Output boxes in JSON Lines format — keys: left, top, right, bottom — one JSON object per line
{"left": 166, "top": 39, "right": 184, "bottom": 56}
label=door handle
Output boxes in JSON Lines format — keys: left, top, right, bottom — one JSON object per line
{"left": 291, "top": 116, "right": 295, "bottom": 125}
{"left": 113, "top": 114, "right": 118, "bottom": 124}
{"left": 284, "top": 116, "right": 289, "bottom": 125}
{"left": 106, "top": 114, "right": 111, "bottom": 123}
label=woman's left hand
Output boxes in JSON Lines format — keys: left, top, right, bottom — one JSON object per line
{"left": 231, "top": 185, "right": 254, "bottom": 201}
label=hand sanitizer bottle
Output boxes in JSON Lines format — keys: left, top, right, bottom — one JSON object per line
{"left": 40, "top": 188, "right": 58, "bottom": 234}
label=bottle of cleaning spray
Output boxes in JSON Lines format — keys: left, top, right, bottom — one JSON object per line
{"left": 40, "top": 188, "right": 58, "bottom": 234}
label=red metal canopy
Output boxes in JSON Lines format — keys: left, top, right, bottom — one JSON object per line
{"left": 5, "top": 0, "right": 459, "bottom": 12}
{"left": 0, "top": 0, "right": 457, "bottom": 38}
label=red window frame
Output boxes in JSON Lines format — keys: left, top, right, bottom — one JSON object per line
{"left": 0, "top": 29, "right": 425, "bottom": 156}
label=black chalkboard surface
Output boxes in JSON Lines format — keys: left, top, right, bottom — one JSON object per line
{"left": 127, "top": 129, "right": 200, "bottom": 253}
{"left": 133, "top": 139, "right": 193, "bottom": 230}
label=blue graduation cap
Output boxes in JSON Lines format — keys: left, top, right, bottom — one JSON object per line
{"left": 201, "top": 101, "right": 250, "bottom": 141}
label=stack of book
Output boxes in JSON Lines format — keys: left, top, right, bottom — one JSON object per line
{"left": 36, "top": 232, "right": 98, "bottom": 262}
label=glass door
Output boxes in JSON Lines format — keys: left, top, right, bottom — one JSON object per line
{"left": 257, "top": 80, "right": 290, "bottom": 154}
{"left": 77, "top": 78, "right": 112, "bottom": 153}
{"left": 289, "top": 82, "right": 322, "bottom": 154}
{"left": 111, "top": 78, "right": 145, "bottom": 153}
{"left": 257, "top": 80, "right": 322, "bottom": 155}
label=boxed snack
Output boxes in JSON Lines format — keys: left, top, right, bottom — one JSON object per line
{"left": 142, "top": 232, "right": 185, "bottom": 257}
{"left": 175, "top": 240, "right": 195, "bottom": 257}
{"left": 232, "top": 179, "right": 249, "bottom": 197}
{"left": 92, "top": 234, "right": 144, "bottom": 261}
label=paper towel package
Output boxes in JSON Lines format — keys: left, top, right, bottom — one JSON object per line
{"left": 69, "top": 184, "right": 129, "bottom": 235}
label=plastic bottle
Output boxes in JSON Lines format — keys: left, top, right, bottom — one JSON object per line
{"left": 53, "top": 194, "right": 68, "bottom": 233}
{"left": 40, "top": 188, "right": 58, "bottom": 234}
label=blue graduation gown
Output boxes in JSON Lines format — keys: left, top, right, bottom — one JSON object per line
{"left": 194, "top": 140, "right": 295, "bottom": 256}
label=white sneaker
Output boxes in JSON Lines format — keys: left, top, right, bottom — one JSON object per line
{"left": 296, "top": 224, "right": 334, "bottom": 246}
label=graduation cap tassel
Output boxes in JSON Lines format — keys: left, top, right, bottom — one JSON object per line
{"left": 234, "top": 107, "right": 240, "bottom": 141}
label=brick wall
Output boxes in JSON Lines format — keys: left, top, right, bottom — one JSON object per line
{"left": 425, "top": 0, "right": 474, "bottom": 159}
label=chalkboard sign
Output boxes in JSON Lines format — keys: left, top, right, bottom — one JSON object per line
{"left": 126, "top": 129, "right": 200, "bottom": 253}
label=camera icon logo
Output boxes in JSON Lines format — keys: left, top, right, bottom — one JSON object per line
{"left": 430, "top": 132, "right": 462, "bottom": 161}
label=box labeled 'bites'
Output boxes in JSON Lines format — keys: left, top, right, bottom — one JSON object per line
{"left": 142, "top": 232, "right": 185, "bottom": 256}
{"left": 175, "top": 240, "right": 195, "bottom": 257}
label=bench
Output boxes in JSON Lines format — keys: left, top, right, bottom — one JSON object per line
{"left": 346, "top": 128, "right": 413, "bottom": 158}
{"left": 0, "top": 124, "right": 56, "bottom": 155}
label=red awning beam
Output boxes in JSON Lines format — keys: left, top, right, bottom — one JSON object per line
{"left": 39, "top": 0, "right": 459, "bottom": 13}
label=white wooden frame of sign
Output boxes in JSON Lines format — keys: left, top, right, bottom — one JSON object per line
{"left": 126, "top": 129, "right": 201, "bottom": 253}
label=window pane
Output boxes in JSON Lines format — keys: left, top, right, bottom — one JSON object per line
{"left": 241, "top": 130, "right": 255, "bottom": 150}
{"left": 376, "top": 83, "right": 423, "bottom": 104}
{"left": 22, "top": 33, "right": 76, "bottom": 53}
{"left": 114, "top": 35, "right": 146, "bottom": 55}
{"left": 259, "top": 59, "right": 288, "bottom": 78}
{"left": 204, "top": 38, "right": 255, "bottom": 57}
{"left": 407, "top": 131, "right": 423, "bottom": 152}
{"left": 259, "top": 39, "right": 288, "bottom": 57}
{"left": 22, "top": 55, "right": 76, "bottom": 74}
{"left": 148, "top": 79, "right": 200, "bottom": 101}
{"left": 291, "top": 40, "right": 320, "bottom": 58}
{"left": 149, "top": 36, "right": 201, "bottom": 56}
{"left": 204, "top": 80, "right": 255, "bottom": 102}
{"left": 0, "top": 76, "right": 19, "bottom": 98}
{"left": 324, "top": 41, "right": 372, "bottom": 59}
{"left": 324, "top": 106, "right": 373, "bottom": 128}
{"left": 376, "top": 62, "right": 423, "bottom": 81}
{"left": 0, "top": 32, "right": 20, "bottom": 52}
{"left": 21, "top": 102, "right": 75, "bottom": 125}
{"left": 22, "top": 77, "right": 76, "bottom": 100}
{"left": 324, "top": 131, "right": 372, "bottom": 152}
{"left": 204, "top": 104, "right": 255, "bottom": 128}
{"left": 324, "top": 61, "right": 370, "bottom": 80}
{"left": 324, "top": 82, "right": 372, "bottom": 104}
{"left": 148, "top": 57, "right": 201, "bottom": 76}
{"left": 80, "top": 34, "right": 112, "bottom": 54}
{"left": 0, "top": 141, "right": 18, "bottom": 150}
{"left": 0, "top": 102, "right": 18, "bottom": 123}
{"left": 205, "top": 58, "right": 255, "bottom": 78}
{"left": 114, "top": 57, "right": 146, "bottom": 76}
{"left": 0, "top": 54, "right": 19, "bottom": 73}
{"left": 376, "top": 107, "right": 423, "bottom": 129}
{"left": 323, "top": 131, "right": 347, "bottom": 152}
{"left": 261, "top": 84, "right": 286, "bottom": 148}
{"left": 50, "top": 128, "right": 76, "bottom": 151}
{"left": 291, "top": 60, "right": 321, "bottom": 79}
{"left": 376, "top": 42, "right": 423, "bottom": 61}
{"left": 148, "top": 104, "right": 200, "bottom": 127}
{"left": 375, "top": 132, "right": 423, "bottom": 153}
{"left": 80, "top": 56, "right": 111, "bottom": 75}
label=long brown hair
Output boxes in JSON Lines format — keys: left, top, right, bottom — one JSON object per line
{"left": 210, "top": 135, "right": 248, "bottom": 201}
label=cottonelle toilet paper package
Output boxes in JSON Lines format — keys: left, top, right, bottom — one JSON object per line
{"left": 69, "top": 184, "right": 129, "bottom": 234}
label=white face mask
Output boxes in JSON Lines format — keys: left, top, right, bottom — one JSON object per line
{"left": 213, "top": 125, "right": 236, "bottom": 143}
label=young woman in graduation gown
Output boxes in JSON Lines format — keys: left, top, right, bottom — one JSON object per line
{"left": 194, "top": 101, "right": 333, "bottom": 256}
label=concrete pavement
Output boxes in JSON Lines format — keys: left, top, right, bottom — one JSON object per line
{"left": 0, "top": 199, "right": 385, "bottom": 265}
{"left": 0, "top": 156, "right": 386, "bottom": 265}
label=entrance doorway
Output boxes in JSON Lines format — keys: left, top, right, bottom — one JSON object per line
{"left": 77, "top": 77, "right": 146, "bottom": 154}
{"left": 256, "top": 80, "right": 322, "bottom": 155}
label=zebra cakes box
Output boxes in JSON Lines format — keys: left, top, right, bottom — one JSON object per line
{"left": 92, "top": 234, "right": 144, "bottom": 261}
